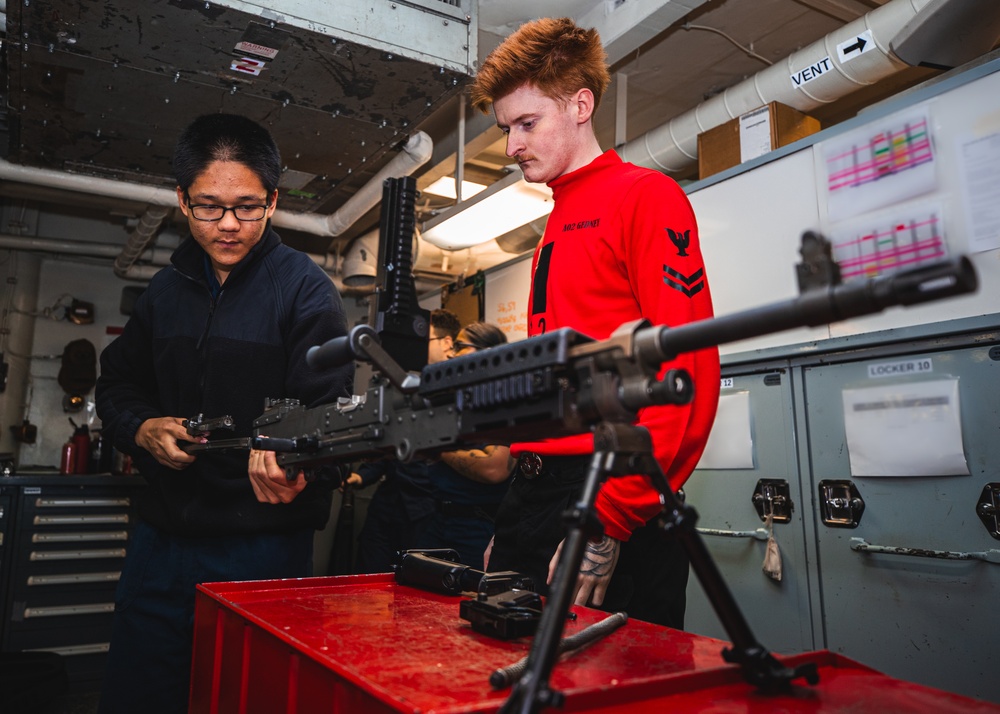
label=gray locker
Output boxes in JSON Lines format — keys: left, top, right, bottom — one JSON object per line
{"left": 683, "top": 365, "right": 821, "bottom": 655}
{"left": 801, "top": 340, "right": 1000, "bottom": 703}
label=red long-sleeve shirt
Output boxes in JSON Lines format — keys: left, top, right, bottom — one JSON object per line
{"left": 511, "top": 150, "right": 720, "bottom": 541}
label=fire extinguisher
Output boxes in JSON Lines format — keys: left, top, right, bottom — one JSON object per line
{"left": 60, "top": 427, "right": 77, "bottom": 475}
{"left": 62, "top": 419, "right": 91, "bottom": 474}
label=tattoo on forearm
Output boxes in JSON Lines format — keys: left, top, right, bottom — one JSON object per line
{"left": 580, "top": 536, "right": 620, "bottom": 577}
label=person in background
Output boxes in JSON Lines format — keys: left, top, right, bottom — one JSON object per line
{"left": 420, "top": 321, "right": 513, "bottom": 564}
{"left": 96, "top": 113, "right": 353, "bottom": 713}
{"left": 428, "top": 307, "right": 461, "bottom": 362}
{"left": 470, "top": 17, "right": 721, "bottom": 628}
{"left": 349, "top": 309, "right": 460, "bottom": 572}
{"left": 350, "top": 317, "right": 512, "bottom": 570}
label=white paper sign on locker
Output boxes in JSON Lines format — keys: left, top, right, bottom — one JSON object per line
{"left": 842, "top": 378, "right": 968, "bottom": 477}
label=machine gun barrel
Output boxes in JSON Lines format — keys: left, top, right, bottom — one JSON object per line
{"left": 641, "top": 256, "right": 977, "bottom": 363}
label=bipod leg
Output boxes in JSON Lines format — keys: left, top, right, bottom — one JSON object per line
{"left": 499, "top": 423, "right": 646, "bottom": 714}
{"left": 648, "top": 462, "right": 819, "bottom": 691}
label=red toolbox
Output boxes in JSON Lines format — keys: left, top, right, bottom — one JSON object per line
{"left": 190, "top": 574, "right": 998, "bottom": 713}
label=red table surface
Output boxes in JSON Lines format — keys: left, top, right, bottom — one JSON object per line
{"left": 190, "top": 574, "right": 998, "bottom": 714}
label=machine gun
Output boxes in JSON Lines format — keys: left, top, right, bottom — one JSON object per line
{"left": 250, "top": 233, "right": 976, "bottom": 713}
{"left": 255, "top": 234, "right": 976, "bottom": 478}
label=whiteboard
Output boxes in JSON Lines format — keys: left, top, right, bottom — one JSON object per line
{"left": 484, "top": 254, "right": 531, "bottom": 342}
{"left": 690, "top": 149, "right": 828, "bottom": 354}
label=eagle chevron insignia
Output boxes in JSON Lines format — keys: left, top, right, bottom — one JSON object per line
{"left": 666, "top": 227, "right": 690, "bottom": 256}
{"left": 662, "top": 265, "right": 705, "bottom": 298}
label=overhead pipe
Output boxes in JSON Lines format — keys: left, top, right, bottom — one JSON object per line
{"left": 0, "top": 158, "right": 179, "bottom": 207}
{"left": 0, "top": 251, "right": 40, "bottom": 457}
{"left": 619, "top": 0, "right": 939, "bottom": 173}
{"left": 0, "top": 233, "right": 173, "bottom": 262}
{"left": 0, "top": 231, "right": 346, "bottom": 285}
{"left": 268, "top": 130, "right": 433, "bottom": 238}
{"left": 0, "top": 129, "right": 432, "bottom": 239}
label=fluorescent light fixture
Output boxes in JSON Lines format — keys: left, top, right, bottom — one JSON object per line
{"left": 423, "top": 176, "right": 487, "bottom": 200}
{"left": 421, "top": 171, "right": 553, "bottom": 250}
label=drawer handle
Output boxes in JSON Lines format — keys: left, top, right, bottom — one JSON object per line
{"left": 28, "top": 571, "right": 122, "bottom": 586}
{"left": 35, "top": 497, "right": 131, "bottom": 508}
{"left": 25, "top": 643, "right": 110, "bottom": 657}
{"left": 33, "top": 531, "right": 128, "bottom": 543}
{"left": 34, "top": 514, "right": 130, "bottom": 525}
{"left": 23, "top": 603, "right": 115, "bottom": 618}
{"left": 697, "top": 527, "right": 770, "bottom": 541}
{"left": 850, "top": 538, "right": 1000, "bottom": 564}
{"left": 30, "top": 548, "right": 127, "bottom": 561}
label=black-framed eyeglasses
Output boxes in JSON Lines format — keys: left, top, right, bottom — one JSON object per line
{"left": 185, "top": 193, "right": 272, "bottom": 222}
{"left": 453, "top": 341, "right": 478, "bottom": 352}
{"left": 429, "top": 336, "right": 451, "bottom": 342}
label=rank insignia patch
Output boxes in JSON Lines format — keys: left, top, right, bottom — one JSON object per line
{"left": 663, "top": 265, "right": 705, "bottom": 297}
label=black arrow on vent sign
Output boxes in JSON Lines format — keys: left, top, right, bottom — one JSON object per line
{"left": 843, "top": 37, "right": 868, "bottom": 56}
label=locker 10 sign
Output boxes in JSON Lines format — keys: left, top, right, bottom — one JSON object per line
{"left": 867, "top": 358, "right": 933, "bottom": 378}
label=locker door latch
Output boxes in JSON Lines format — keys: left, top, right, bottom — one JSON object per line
{"left": 977, "top": 482, "right": 1000, "bottom": 540}
{"left": 752, "top": 479, "right": 793, "bottom": 523}
{"left": 818, "top": 480, "right": 865, "bottom": 528}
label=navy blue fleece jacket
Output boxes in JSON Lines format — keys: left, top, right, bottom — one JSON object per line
{"left": 96, "top": 226, "right": 353, "bottom": 536}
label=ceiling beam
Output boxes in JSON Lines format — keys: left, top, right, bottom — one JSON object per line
{"left": 791, "top": 0, "right": 868, "bottom": 22}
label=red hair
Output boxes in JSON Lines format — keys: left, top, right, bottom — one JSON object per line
{"left": 470, "top": 17, "right": 610, "bottom": 113}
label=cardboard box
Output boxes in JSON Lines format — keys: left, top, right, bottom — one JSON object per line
{"left": 697, "top": 102, "right": 821, "bottom": 179}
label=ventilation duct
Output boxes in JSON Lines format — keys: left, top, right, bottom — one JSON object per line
{"left": 620, "top": 0, "right": 998, "bottom": 173}
{"left": 890, "top": 0, "right": 1000, "bottom": 70}
{"left": 341, "top": 230, "right": 379, "bottom": 288}
{"left": 113, "top": 206, "right": 172, "bottom": 278}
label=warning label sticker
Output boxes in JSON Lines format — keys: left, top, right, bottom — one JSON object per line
{"left": 235, "top": 41, "right": 278, "bottom": 60}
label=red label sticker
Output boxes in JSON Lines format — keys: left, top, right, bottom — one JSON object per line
{"left": 231, "top": 57, "right": 265, "bottom": 76}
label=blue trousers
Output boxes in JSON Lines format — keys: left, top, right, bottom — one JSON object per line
{"left": 98, "top": 520, "right": 313, "bottom": 714}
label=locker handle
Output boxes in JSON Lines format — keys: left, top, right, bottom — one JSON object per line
{"left": 849, "top": 538, "right": 1000, "bottom": 564}
{"left": 697, "top": 527, "right": 770, "bottom": 541}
